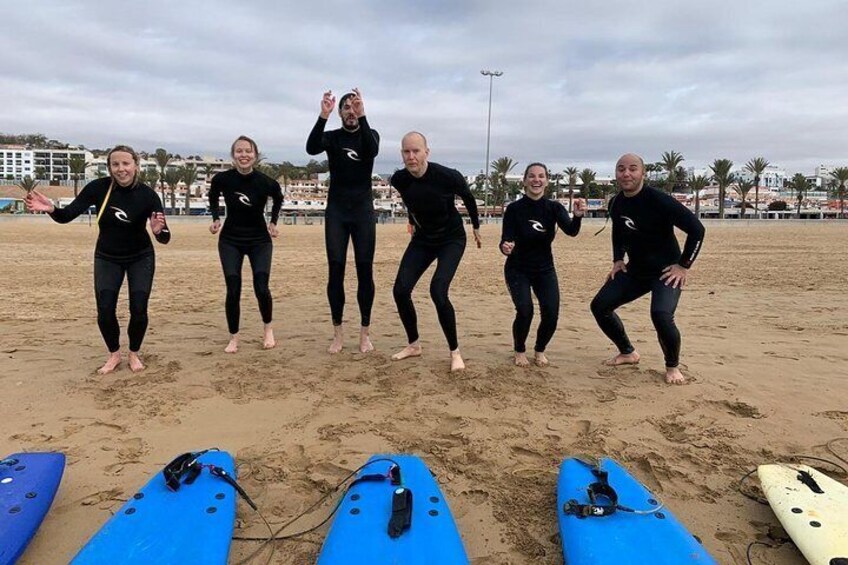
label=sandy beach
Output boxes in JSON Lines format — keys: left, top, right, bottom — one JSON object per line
{"left": 1, "top": 218, "right": 846, "bottom": 564}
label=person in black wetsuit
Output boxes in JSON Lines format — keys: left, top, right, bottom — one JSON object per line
{"left": 306, "top": 88, "right": 379, "bottom": 354}
{"left": 500, "top": 162, "right": 585, "bottom": 367}
{"left": 25, "top": 145, "right": 170, "bottom": 375}
{"left": 390, "top": 132, "right": 482, "bottom": 372}
{"left": 590, "top": 153, "right": 705, "bottom": 384}
{"left": 209, "top": 135, "right": 283, "bottom": 354}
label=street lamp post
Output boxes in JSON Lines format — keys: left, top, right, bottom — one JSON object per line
{"left": 481, "top": 69, "right": 503, "bottom": 219}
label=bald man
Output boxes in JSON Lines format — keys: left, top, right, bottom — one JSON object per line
{"left": 389, "top": 132, "right": 482, "bottom": 371}
{"left": 590, "top": 153, "right": 705, "bottom": 384}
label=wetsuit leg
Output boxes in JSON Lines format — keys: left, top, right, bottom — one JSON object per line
{"left": 325, "top": 208, "right": 351, "bottom": 326}
{"left": 94, "top": 257, "right": 126, "bottom": 353}
{"left": 533, "top": 269, "right": 560, "bottom": 353}
{"left": 392, "top": 240, "right": 437, "bottom": 345}
{"left": 246, "top": 242, "right": 274, "bottom": 324}
{"left": 505, "top": 265, "right": 533, "bottom": 353}
{"left": 219, "top": 240, "right": 246, "bottom": 334}
{"left": 429, "top": 238, "right": 466, "bottom": 351}
{"left": 589, "top": 271, "right": 651, "bottom": 355}
{"left": 126, "top": 254, "right": 155, "bottom": 352}
{"left": 349, "top": 205, "right": 376, "bottom": 327}
{"left": 649, "top": 278, "right": 683, "bottom": 368}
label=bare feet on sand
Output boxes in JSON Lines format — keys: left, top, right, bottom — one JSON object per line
{"left": 128, "top": 351, "right": 145, "bottom": 373}
{"left": 603, "top": 351, "right": 640, "bottom": 366}
{"left": 450, "top": 349, "right": 466, "bottom": 372}
{"left": 391, "top": 342, "right": 422, "bottom": 361}
{"left": 665, "top": 367, "right": 686, "bottom": 385}
{"left": 263, "top": 325, "right": 276, "bottom": 349}
{"left": 534, "top": 352, "right": 549, "bottom": 367}
{"left": 359, "top": 326, "right": 374, "bottom": 353}
{"left": 328, "top": 325, "right": 344, "bottom": 354}
{"left": 514, "top": 352, "right": 530, "bottom": 367}
{"left": 97, "top": 352, "right": 122, "bottom": 375}
{"left": 225, "top": 334, "right": 239, "bottom": 354}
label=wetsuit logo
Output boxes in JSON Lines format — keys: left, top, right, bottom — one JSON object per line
{"left": 235, "top": 192, "right": 252, "bottom": 206}
{"left": 528, "top": 220, "right": 546, "bottom": 233}
{"left": 110, "top": 206, "right": 131, "bottom": 223}
{"left": 622, "top": 215, "right": 637, "bottom": 231}
{"left": 343, "top": 148, "right": 361, "bottom": 161}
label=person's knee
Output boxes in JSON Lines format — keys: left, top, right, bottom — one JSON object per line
{"left": 96, "top": 290, "right": 119, "bottom": 315}
{"left": 514, "top": 301, "right": 533, "bottom": 321}
{"left": 650, "top": 308, "right": 675, "bottom": 328}
{"left": 252, "top": 272, "right": 271, "bottom": 297}
{"left": 429, "top": 280, "right": 450, "bottom": 308}
{"left": 590, "top": 294, "right": 608, "bottom": 318}
{"left": 129, "top": 292, "right": 150, "bottom": 317}
{"left": 393, "top": 279, "right": 412, "bottom": 302}
{"left": 354, "top": 261, "right": 373, "bottom": 281}
{"left": 225, "top": 275, "right": 242, "bottom": 298}
{"left": 539, "top": 303, "right": 558, "bottom": 323}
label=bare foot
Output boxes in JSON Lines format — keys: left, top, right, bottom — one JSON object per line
{"left": 391, "top": 342, "right": 422, "bottom": 361}
{"left": 263, "top": 325, "right": 276, "bottom": 349}
{"left": 665, "top": 367, "right": 686, "bottom": 385}
{"left": 534, "top": 352, "right": 549, "bottom": 367}
{"left": 514, "top": 352, "right": 530, "bottom": 367}
{"left": 328, "top": 325, "right": 344, "bottom": 354}
{"left": 359, "top": 326, "right": 374, "bottom": 353}
{"left": 128, "top": 351, "right": 145, "bottom": 373}
{"left": 97, "top": 352, "right": 122, "bottom": 375}
{"left": 225, "top": 334, "right": 239, "bottom": 354}
{"left": 603, "top": 351, "right": 640, "bottom": 366}
{"left": 450, "top": 349, "right": 466, "bottom": 372}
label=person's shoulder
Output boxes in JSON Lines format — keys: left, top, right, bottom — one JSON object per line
{"left": 430, "top": 162, "right": 464, "bottom": 182}
{"left": 85, "top": 177, "right": 111, "bottom": 191}
{"left": 390, "top": 168, "right": 410, "bottom": 187}
{"left": 212, "top": 168, "right": 235, "bottom": 183}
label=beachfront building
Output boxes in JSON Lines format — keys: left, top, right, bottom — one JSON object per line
{"left": 0, "top": 145, "right": 93, "bottom": 182}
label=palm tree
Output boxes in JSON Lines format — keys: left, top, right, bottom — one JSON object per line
{"left": 490, "top": 156, "right": 517, "bottom": 214}
{"left": 549, "top": 172, "right": 562, "bottom": 200}
{"left": 710, "top": 159, "right": 734, "bottom": 219}
{"left": 829, "top": 167, "right": 848, "bottom": 219}
{"left": 744, "top": 157, "right": 769, "bottom": 219}
{"left": 564, "top": 166, "right": 579, "bottom": 209}
{"left": 689, "top": 175, "right": 710, "bottom": 217}
{"left": 163, "top": 168, "right": 182, "bottom": 215}
{"left": 202, "top": 164, "right": 217, "bottom": 188}
{"left": 17, "top": 176, "right": 40, "bottom": 195}
{"left": 141, "top": 169, "right": 159, "bottom": 191}
{"left": 661, "top": 151, "right": 685, "bottom": 193}
{"left": 68, "top": 154, "right": 89, "bottom": 197}
{"left": 736, "top": 179, "right": 754, "bottom": 218}
{"left": 153, "top": 148, "right": 172, "bottom": 205}
{"left": 578, "top": 168, "right": 597, "bottom": 200}
{"left": 791, "top": 173, "right": 809, "bottom": 218}
{"left": 181, "top": 165, "right": 198, "bottom": 215}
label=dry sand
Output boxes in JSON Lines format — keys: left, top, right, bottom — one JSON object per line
{"left": 1, "top": 218, "right": 847, "bottom": 564}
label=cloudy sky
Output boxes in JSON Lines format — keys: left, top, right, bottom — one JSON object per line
{"left": 3, "top": 1, "right": 846, "bottom": 176}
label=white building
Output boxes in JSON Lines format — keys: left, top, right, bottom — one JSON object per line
{"left": 0, "top": 145, "right": 92, "bottom": 182}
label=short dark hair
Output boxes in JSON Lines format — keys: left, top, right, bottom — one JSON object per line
{"left": 338, "top": 92, "right": 355, "bottom": 111}
{"left": 523, "top": 162, "right": 548, "bottom": 180}
{"left": 231, "top": 135, "right": 259, "bottom": 157}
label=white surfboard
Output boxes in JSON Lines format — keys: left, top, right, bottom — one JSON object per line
{"left": 758, "top": 463, "right": 848, "bottom": 565}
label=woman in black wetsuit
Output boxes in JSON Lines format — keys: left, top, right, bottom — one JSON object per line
{"left": 25, "top": 145, "right": 170, "bottom": 375}
{"left": 500, "top": 162, "right": 585, "bottom": 367}
{"left": 208, "top": 135, "right": 283, "bottom": 353}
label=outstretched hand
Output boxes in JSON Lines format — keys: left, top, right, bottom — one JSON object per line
{"left": 572, "top": 198, "right": 586, "bottom": 217}
{"left": 660, "top": 264, "right": 688, "bottom": 289}
{"left": 350, "top": 87, "right": 365, "bottom": 117}
{"left": 149, "top": 212, "right": 167, "bottom": 235}
{"left": 473, "top": 228, "right": 482, "bottom": 249}
{"left": 25, "top": 190, "right": 54, "bottom": 213}
{"left": 320, "top": 90, "right": 335, "bottom": 119}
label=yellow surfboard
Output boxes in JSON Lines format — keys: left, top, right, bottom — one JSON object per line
{"left": 757, "top": 463, "right": 848, "bottom": 565}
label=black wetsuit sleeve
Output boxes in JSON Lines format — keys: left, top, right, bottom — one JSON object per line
{"left": 555, "top": 202, "right": 581, "bottom": 237}
{"left": 666, "top": 197, "right": 705, "bottom": 268}
{"left": 151, "top": 189, "right": 171, "bottom": 244}
{"left": 269, "top": 179, "right": 283, "bottom": 225}
{"left": 500, "top": 203, "right": 516, "bottom": 255}
{"left": 358, "top": 117, "right": 380, "bottom": 159}
{"left": 306, "top": 117, "right": 329, "bottom": 155}
{"left": 452, "top": 171, "right": 480, "bottom": 229}
{"left": 48, "top": 181, "right": 100, "bottom": 223}
{"left": 208, "top": 175, "right": 222, "bottom": 221}
{"left": 610, "top": 200, "right": 625, "bottom": 262}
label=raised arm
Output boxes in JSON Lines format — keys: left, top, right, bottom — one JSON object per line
{"left": 555, "top": 200, "right": 583, "bottom": 237}
{"left": 306, "top": 91, "right": 335, "bottom": 155}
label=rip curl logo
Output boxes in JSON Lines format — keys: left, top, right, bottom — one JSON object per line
{"left": 235, "top": 192, "right": 252, "bottom": 206}
{"left": 343, "top": 148, "right": 361, "bottom": 161}
{"left": 528, "top": 220, "right": 546, "bottom": 233}
{"left": 110, "top": 206, "right": 130, "bottom": 223}
{"left": 622, "top": 215, "right": 637, "bottom": 231}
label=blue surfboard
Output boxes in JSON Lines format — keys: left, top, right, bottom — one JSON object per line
{"left": 318, "top": 454, "right": 468, "bottom": 564}
{"left": 1, "top": 452, "right": 65, "bottom": 565}
{"left": 71, "top": 450, "right": 237, "bottom": 565}
{"left": 557, "top": 457, "right": 716, "bottom": 564}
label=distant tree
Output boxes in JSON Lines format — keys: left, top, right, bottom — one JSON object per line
{"left": 17, "top": 176, "right": 40, "bottom": 194}
{"left": 829, "top": 167, "right": 848, "bottom": 219}
{"left": 660, "top": 150, "right": 685, "bottom": 193}
{"left": 564, "top": 166, "right": 579, "bottom": 208}
{"left": 141, "top": 169, "right": 159, "bottom": 191}
{"left": 744, "top": 157, "right": 770, "bottom": 219}
{"left": 202, "top": 163, "right": 217, "bottom": 188}
{"left": 768, "top": 200, "right": 788, "bottom": 211}
{"left": 578, "top": 168, "right": 597, "bottom": 199}
{"left": 791, "top": 173, "right": 809, "bottom": 218}
{"left": 181, "top": 165, "right": 198, "bottom": 215}
{"left": 163, "top": 168, "right": 182, "bottom": 215}
{"left": 34, "top": 166, "right": 48, "bottom": 181}
{"left": 68, "top": 154, "right": 89, "bottom": 197}
{"left": 736, "top": 179, "right": 754, "bottom": 218}
{"left": 491, "top": 156, "right": 517, "bottom": 214}
{"left": 154, "top": 148, "right": 172, "bottom": 205}
{"left": 710, "top": 159, "right": 734, "bottom": 219}
{"left": 689, "top": 175, "right": 710, "bottom": 217}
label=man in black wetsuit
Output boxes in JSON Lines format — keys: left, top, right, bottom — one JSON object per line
{"left": 390, "top": 131, "right": 482, "bottom": 372}
{"left": 306, "top": 88, "right": 379, "bottom": 354}
{"left": 590, "top": 153, "right": 705, "bottom": 384}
